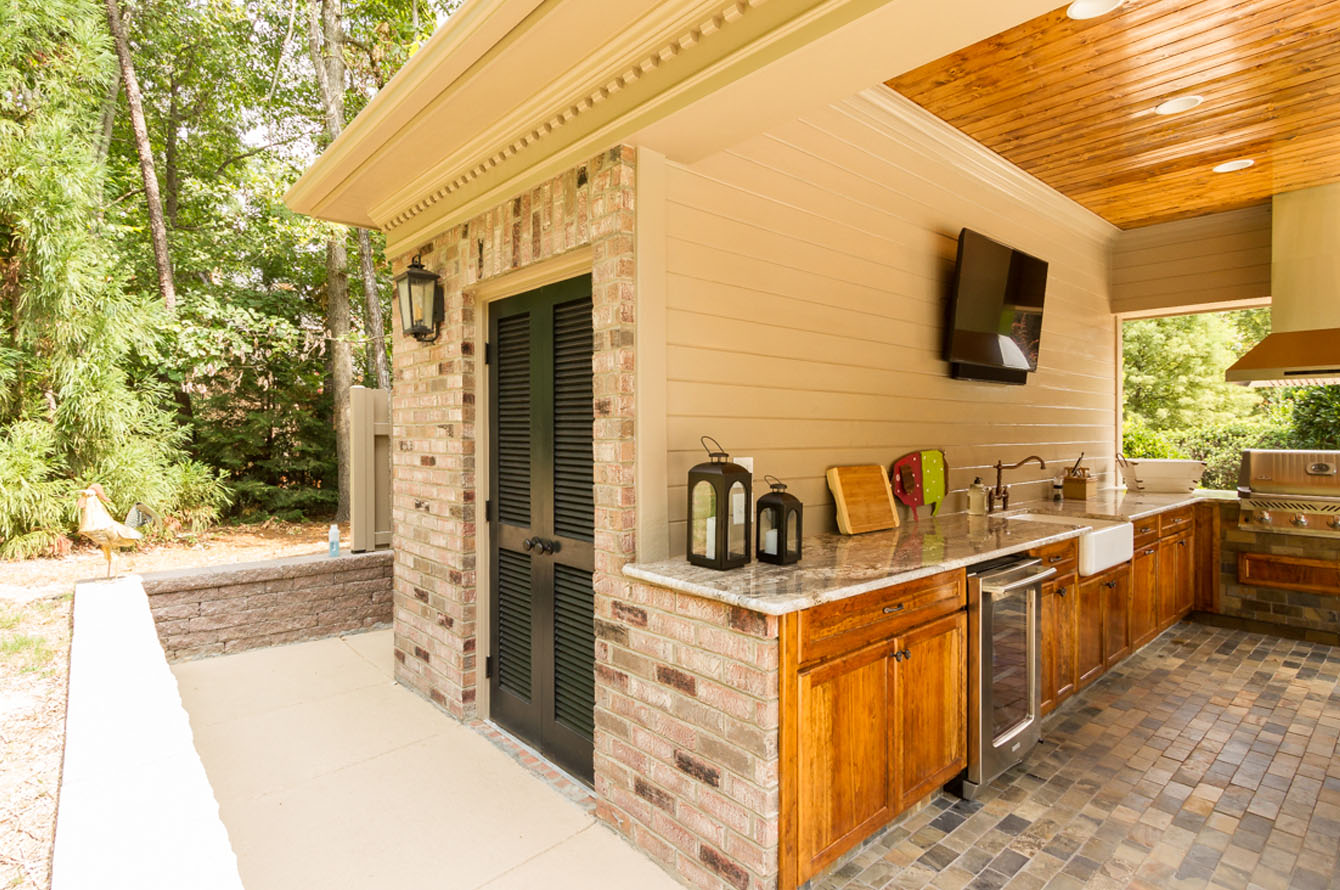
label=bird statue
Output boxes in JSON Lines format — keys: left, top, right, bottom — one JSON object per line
{"left": 76, "top": 484, "right": 144, "bottom": 578}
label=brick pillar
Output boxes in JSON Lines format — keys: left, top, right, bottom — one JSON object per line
{"left": 388, "top": 146, "right": 637, "bottom": 720}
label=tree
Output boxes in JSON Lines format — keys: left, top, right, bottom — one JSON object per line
{"left": 306, "top": 0, "right": 354, "bottom": 522}
{"left": 1123, "top": 311, "right": 1264, "bottom": 432}
{"left": 0, "top": 0, "right": 226, "bottom": 556}
{"left": 104, "top": 0, "right": 176, "bottom": 310}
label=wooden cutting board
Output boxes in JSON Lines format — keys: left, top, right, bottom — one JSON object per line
{"left": 826, "top": 465, "right": 899, "bottom": 535}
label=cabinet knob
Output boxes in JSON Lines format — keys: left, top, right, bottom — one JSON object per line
{"left": 891, "top": 649, "right": 903, "bottom": 662}
{"left": 1057, "top": 587, "right": 1067, "bottom": 597}
{"left": 1105, "top": 580, "right": 1117, "bottom": 589}
{"left": 901, "top": 648, "right": 911, "bottom": 661}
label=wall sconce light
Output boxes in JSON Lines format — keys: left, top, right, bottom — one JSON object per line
{"left": 395, "top": 254, "right": 443, "bottom": 342}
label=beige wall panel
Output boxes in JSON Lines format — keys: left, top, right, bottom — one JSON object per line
{"left": 660, "top": 92, "right": 1118, "bottom": 549}
{"left": 1111, "top": 204, "right": 1272, "bottom": 315}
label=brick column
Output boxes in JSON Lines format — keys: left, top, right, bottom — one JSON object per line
{"left": 388, "top": 146, "right": 637, "bottom": 719}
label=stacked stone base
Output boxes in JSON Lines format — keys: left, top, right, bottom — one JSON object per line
{"left": 142, "top": 550, "right": 393, "bottom": 661}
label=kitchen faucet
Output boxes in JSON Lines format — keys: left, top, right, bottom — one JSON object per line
{"left": 991, "top": 455, "right": 1047, "bottom": 512}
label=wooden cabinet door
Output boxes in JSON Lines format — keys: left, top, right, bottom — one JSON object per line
{"left": 795, "top": 641, "right": 894, "bottom": 881}
{"left": 1040, "top": 582, "right": 1057, "bottom": 716}
{"left": 1173, "top": 532, "right": 1195, "bottom": 615}
{"left": 1041, "top": 575, "right": 1077, "bottom": 714}
{"left": 1130, "top": 545, "right": 1158, "bottom": 649}
{"left": 1075, "top": 574, "right": 1105, "bottom": 689}
{"left": 1156, "top": 538, "right": 1178, "bottom": 628}
{"left": 1103, "top": 567, "right": 1131, "bottom": 668}
{"left": 892, "top": 611, "right": 966, "bottom": 810}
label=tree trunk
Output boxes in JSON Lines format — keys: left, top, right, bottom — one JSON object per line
{"left": 356, "top": 228, "right": 391, "bottom": 391}
{"left": 104, "top": 0, "right": 176, "bottom": 311}
{"left": 326, "top": 237, "right": 353, "bottom": 523}
{"left": 308, "top": 0, "right": 352, "bottom": 522}
{"left": 95, "top": 73, "right": 120, "bottom": 168}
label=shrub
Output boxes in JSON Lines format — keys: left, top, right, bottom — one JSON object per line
{"left": 1122, "top": 417, "right": 1186, "bottom": 460}
{"left": 1289, "top": 385, "right": 1340, "bottom": 450}
{"left": 1173, "top": 420, "right": 1292, "bottom": 490}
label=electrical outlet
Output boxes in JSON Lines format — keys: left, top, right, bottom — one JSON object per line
{"left": 736, "top": 456, "right": 755, "bottom": 474}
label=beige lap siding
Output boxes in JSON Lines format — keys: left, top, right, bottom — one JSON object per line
{"left": 388, "top": 146, "right": 637, "bottom": 720}
{"left": 596, "top": 580, "right": 780, "bottom": 890}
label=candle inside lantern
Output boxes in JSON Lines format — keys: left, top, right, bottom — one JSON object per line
{"left": 704, "top": 516, "right": 716, "bottom": 560}
{"left": 763, "top": 528, "right": 779, "bottom": 555}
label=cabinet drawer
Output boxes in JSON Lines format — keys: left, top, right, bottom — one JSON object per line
{"left": 1029, "top": 538, "right": 1077, "bottom": 577}
{"left": 1159, "top": 507, "right": 1194, "bottom": 538}
{"left": 1239, "top": 552, "right": 1340, "bottom": 595}
{"left": 798, "top": 569, "right": 965, "bottom": 666}
{"left": 1131, "top": 517, "right": 1159, "bottom": 549}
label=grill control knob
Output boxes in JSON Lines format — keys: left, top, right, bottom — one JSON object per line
{"left": 1330, "top": 518, "right": 1340, "bottom": 530}
{"left": 1257, "top": 511, "right": 1272, "bottom": 524}
{"left": 1292, "top": 515, "right": 1309, "bottom": 528}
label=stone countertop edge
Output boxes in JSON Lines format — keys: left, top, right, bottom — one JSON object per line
{"left": 622, "top": 491, "right": 1236, "bottom": 617}
{"left": 623, "top": 518, "right": 1087, "bottom": 617}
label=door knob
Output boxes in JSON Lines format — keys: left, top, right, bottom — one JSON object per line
{"left": 522, "top": 537, "right": 538, "bottom": 551}
{"left": 540, "top": 538, "right": 559, "bottom": 554}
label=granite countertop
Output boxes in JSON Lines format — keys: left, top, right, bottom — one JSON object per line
{"left": 622, "top": 490, "right": 1236, "bottom": 616}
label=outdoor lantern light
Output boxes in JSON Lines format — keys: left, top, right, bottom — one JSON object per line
{"left": 756, "top": 475, "right": 802, "bottom": 565}
{"left": 395, "top": 254, "right": 443, "bottom": 342}
{"left": 686, "top": 436, "right": 751, "bottom": 570}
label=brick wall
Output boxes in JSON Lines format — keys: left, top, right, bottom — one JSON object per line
{"left": 595, "top": 580, "right": 780, "bottom": 890}
{"left": 1218, "top": 501, "right": 1340, "bottom": 638}
{"left": 387, "top": 146, "right": 637, "bottom": 719}
{"left": 142, "top": 550, "right": 393, "bottom": 661}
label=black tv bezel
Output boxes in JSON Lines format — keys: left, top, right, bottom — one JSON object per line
{"left": 943, "top": 228, "right": 1048, "bottom": 383}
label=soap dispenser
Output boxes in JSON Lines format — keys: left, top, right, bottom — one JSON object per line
{"left": 967, "top": 477, "right": 988, "bottom": 516}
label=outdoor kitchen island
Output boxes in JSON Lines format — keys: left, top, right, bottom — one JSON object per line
{"left": 605, "top": 494, "right": 1229, "bottom": 890}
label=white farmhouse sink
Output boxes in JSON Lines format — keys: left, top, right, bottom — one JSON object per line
{"left": 1010, "top": 513, "right": 1134, "bottom": 576}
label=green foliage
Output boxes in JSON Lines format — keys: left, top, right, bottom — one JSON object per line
{"left": 1288, "top": 386, "right": 1340, "bottom": 449}
{"left": 1172, "top": 421, "right": 1293, "bottom": 491}
{"left": 0, "top": 0, "right": 229, "bottom": 554}
{"left": 1121, "top": 416, "right": 1186, "bottom": 460}
{"left": 1122, "top": 311, "right": 1264, "bottom": 432}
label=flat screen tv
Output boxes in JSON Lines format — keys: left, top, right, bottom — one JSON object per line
{"left": 944, "top": 228, "right": 1048, "bottom": 385}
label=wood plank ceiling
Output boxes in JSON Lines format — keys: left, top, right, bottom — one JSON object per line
{"left": 886, "top": 0, "right": 1340, "bottom": 230}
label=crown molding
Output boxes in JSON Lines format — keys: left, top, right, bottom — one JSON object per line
{"left": 842, "top": 87, "right": 1120, "bottom": 246}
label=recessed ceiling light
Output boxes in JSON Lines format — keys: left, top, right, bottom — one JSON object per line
{"left": 1154, "top": 95, "right": 1204, "bottom": 115}
{"left": 1213, "top": 158, "right": 1255, "bottom": 173}
{"left": 1066, "top": 0, "right": 1123, "bottom": 19}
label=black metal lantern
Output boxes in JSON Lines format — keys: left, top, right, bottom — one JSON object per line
{"left": 395, "top": 254, "right": 443, "bottom": 342}
{"left": 686, "top": 436, "right": 751, "bottom": 570}
{"left": 756, "top": 475, "right": 802, "bottom": 565}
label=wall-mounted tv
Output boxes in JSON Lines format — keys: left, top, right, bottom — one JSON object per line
{"left": 944, "top": 228, "right": 1048, "bottom": 385}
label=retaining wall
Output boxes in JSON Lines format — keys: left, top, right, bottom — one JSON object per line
{"left": 141, "top": 550, "right": 393, "bottom": 661}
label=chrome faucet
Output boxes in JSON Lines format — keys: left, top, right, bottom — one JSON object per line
{"left": 991, "top": 455, "right": 1047, "bottom": 512}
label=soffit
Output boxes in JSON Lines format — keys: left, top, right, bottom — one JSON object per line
{"left": 287, "top": 0, "right": 1063, "bottom": 252}
{"left": 886, "top": 0, "right": 1340, "bottom": 230}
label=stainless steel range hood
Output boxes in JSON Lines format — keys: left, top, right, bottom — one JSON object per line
{"left": 1226, "top": 183, "right": 1340, "bottom": 387}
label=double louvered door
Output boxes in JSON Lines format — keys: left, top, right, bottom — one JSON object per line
{"left": 488, "top": 276, "right": 596, "bottom": 783}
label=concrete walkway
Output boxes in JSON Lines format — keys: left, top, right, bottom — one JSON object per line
{"left": 173, "top": 629, "right": 681, "bottom": 890}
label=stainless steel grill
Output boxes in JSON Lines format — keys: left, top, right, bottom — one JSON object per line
{"left": 1238, "top": 449, "right": 1340, "bottom": 538}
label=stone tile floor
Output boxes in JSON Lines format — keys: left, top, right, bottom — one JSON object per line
{"left": 813, "top": 622, "right": 1340, "bottom": 890}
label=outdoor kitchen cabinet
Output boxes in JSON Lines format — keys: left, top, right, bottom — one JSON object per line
{"left": 1103, "top": 567, "right": 1132, "bottom": 667}
{"left": 1074, "top": 570, "right": 1107, "bottom": 690}
{"left": 1130, "top": 542, "right": 1159, "bottom": 649}
{"left": 781, "top": 569, "right": 966, "bottom": 886}
{"left": 1040, "top": 572, "right": 1077, "bottom": 716}
{"left": 1157, "top": 529, "right": 1195, "bottom": 629}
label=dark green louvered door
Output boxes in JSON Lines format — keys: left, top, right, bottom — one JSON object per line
{"left": 488, "top": 275, "right": 596, "bottom": 784}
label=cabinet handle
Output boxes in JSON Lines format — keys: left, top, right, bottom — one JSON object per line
{"left": 1143, "top": 548, "right": 1156, "bottom": 556}
{"left": 1049, "top": 555, "right": 1064, "bottom": 563}
{"left": 882, "top": 603, "right": 904, "bottom": 614}
{"left": 1139, "top": 526, "right": 1152, "bottom": 533}
{"left": 1178, "top": 540, "right": 1187, "bottom": 548}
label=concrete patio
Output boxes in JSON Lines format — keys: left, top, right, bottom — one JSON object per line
{"left": 172, "top": 629, "right": 680, "bottom": 890}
